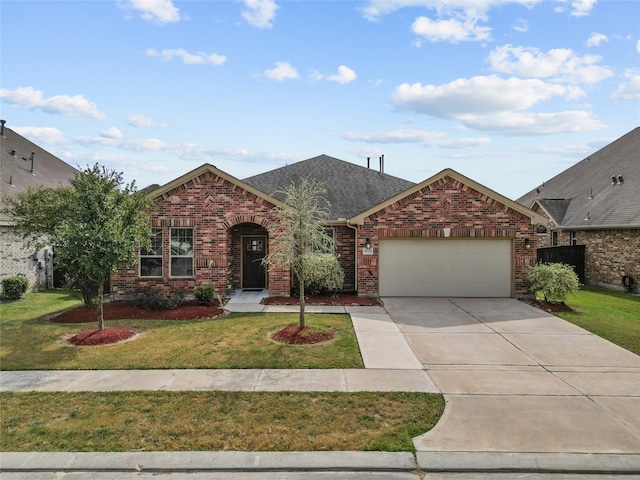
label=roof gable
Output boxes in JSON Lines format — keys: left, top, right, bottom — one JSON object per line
{"left": 243, "top": 154, "right": 415, "bottom": 219}
{"left": 517, "top": 127, "right": 640, "bottom": 228}
{"left": 351, "top": 168, "right": 546, "bottom": 225}
{"left": 148, "top": 163, "right": 286, "bottom": 209}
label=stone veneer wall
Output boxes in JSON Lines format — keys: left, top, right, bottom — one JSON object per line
{"left": 356, "top": 176, "right": 538, "bottom": 296}
{"left": 581, "top": 229, "right": 640, "bottom": 291}
{"left": 111, "top": 171, "right": 290, "bottom": 298}
{"left": 0, "top": 225, "right": 53, "bottom": 292}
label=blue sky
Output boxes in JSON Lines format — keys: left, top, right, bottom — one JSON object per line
{"left": 1, "top": 0, "right": 638, "bottom": 199}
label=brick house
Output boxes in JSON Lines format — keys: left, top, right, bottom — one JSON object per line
{"left": 517, "top": 127, "right": 640, "bottom": 292}
{"left": 112, "top": 155, "right": 545, "bottom": 298}
{"left": 0, "top": 121, "right": 78, "bottom": 291}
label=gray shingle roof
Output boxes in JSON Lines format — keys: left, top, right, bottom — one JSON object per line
{"left": 243, "top": 154, "right": 416, "bottom": 219}
{"left": 1, "top": 125, "right": 78, "bottom": 224}
{"left": 516, "top": 127, "right": 640, "bottom": 228}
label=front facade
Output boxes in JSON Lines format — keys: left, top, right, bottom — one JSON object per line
{"left": 517, "top": 127, "right": 640, "bottom": 292}
{"left": 113, "top": 157, "right": 545, "bottom": 299}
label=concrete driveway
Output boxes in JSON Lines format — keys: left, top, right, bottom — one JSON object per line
{"left": 381, "top": 297, "right": 640, "bottom": 465}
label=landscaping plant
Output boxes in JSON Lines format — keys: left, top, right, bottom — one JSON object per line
{"left": 193, "top": 284, "right": 216, "bottom": 305}
{"left": 527, "top": 262, "right": 581, "bottom": 304}
{"left": 1, "top": 276, "right": 29, "bottom": 300}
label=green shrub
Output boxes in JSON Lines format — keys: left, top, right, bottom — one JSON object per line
{"left": 194, "top": 284, "right": 216, "bottom": 305}
{"left": 132, "top": 286, "right": 186, "bottom": 310}
{"left": 527, "top": 262, "right": 581, "bottom": 304}
{"left": 303, "top": 253, "right": 345, "bottom": 295}
{"left": 1, "top": 276, "right": 30, "bottom": 300}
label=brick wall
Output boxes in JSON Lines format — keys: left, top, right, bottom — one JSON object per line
{"left": 111, "top": 170, "right": 290, "bottom": 298}
{"left": 0, "top": 226, "right": 53, "bottom": 292}
{"left": 355, "top": 176, "right": 537, "bottom": 296}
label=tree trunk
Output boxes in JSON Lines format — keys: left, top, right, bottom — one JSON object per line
{"left": 97, "top": 279, "right": 105, "bottom": 331}
{"left": 298, "top": 274, "right": 305, "bottom": 329}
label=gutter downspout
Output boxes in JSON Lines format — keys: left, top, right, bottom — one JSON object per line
{"left": 345, "top": 220, "right": 358, "bottom": 293}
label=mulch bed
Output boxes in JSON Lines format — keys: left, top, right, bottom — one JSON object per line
{"left": 68, "top": 328, "right": 136, "bottom": 346}
{"left": 520, "top": 298, "right": 575, "bottom": 313}
{"left": 51, "top": 301, "right": 225, "bottom": 324}
{"left": 262, "top": 294, "right": 381, "bottom": 306}
{"left": 271, "top": 324, "right": 335, "bottom": 345}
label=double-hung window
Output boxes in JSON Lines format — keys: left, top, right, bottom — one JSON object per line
{"left": 171, "top": 228, "right": 194, "bottom": 277}
{"left": 140, "top": 228, "right": 163, "bottom": 277}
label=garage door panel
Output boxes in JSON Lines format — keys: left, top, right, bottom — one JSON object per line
{"left": 379, "top": 239, "right": 512, "bottom": 297}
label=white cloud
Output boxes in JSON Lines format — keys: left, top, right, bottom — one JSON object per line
{"left": 318, "top": 65, "right": 357, "bottom": 84}
{"left": 392, "top": 75, "right": 578, "bottom": 117}
{"left": 587, "top": 32, "right": 607, "bottom": 47}
{"left": 12, "top": 126, "right": 67, "bottom": 146}
{"left": 461, "top": 110, "right": 605, "bottom": 135}
{"left": 127, "top": 114, "right": 158, "bottom": 128}
{"left": 263, "top": 62, "right": 299, "bottom": 81}
{"left": 610, "top": 69, "right": 640, "bottom": 101}
{"left": 146, "top": 48, "right": 227, "bottom": 65}
{"left": 342, "top": 129, "right": 490, "bottom": 148}
{"left": 569, "top": 0, "right": 597, "bottom": 17}
{"left": 487, "top": 45, "right": 613, "bottom": 84}
{"left": 101, "top": 127, "right": 123, "bottom": 139}
{"left": 0, "top": 86, "right": 106, "bottom": 120}
{"left": 241, "top": 0, "right": 279, "bottom": 28}
{"left": 512, "top": 18, "right": 528, "bottom": 33}
{"left": 412, "top": 15, "right": 491, "bottom": 42}
{"left": 637, "top": 39, "right": 640, "bottom": 53}
{"left": 117, "top": 0, "right": 180, "bottom": 25}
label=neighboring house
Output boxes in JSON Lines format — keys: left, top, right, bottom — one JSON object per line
{"left": 517, "top": 127, "right": 640, "bottom": 292}
{"left": 112, "top": 154, "right": 545, "bottom": 299}
{"left": 0, "top": 121, "right": 78, "bottom": 291}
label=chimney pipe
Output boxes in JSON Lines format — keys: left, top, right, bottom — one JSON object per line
{"left": 0, "top": 119, "right": 5, "bottom": 136}
{"left": 380, "top": 154, "right": 385, "bottom": 173}
{"left": 30, "top": 152, "right": 35, "bottom": 174}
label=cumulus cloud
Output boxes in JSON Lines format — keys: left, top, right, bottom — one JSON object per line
{"left": 342, "top": 129, "right": 490, "bottom": 148}
{"left": 487, "top": 45, "right": 613, "bottom": 84}
{"left": 312, "top": 65, "right": 357, "bottom": 84}
{"left": 461, "top": 110, "right": 605, "bottom": 135}
{"left": 569, "top": 0, "right": 597, "bottom": 17}
{"left": 412, "top": 15, "right": 491, "bottom": 43}
{"left": 101, "top": 127, "right": 123, "bottom": 139}
{"left": 610, "top": 69, "right": 640, "bottom": 101}
{"left": 241, "top": 0, "right": 279, "bottom": 28}
{"left": 146, "top": 48, "right": 227, "bottom": 65}
{"left": 587, "top": 32, "right": 607, "bottom": 47}
{"left": 0, "top": 86, "right": 106, "bottom": 120}
{"left": 262, "top": 62, "right": 299, "bottom": 81}
{"left": 12, "top": 126, "right": 67, "bottom": 146}
{"left": 127, "top": 114, "right": 158, "bottom": 128}
{"left": 117, "top": 0, "right": 180, "bottom": 25}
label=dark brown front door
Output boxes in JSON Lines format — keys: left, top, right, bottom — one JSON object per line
{"left": 242, "top": 236, "right": 266, "bottom": 289}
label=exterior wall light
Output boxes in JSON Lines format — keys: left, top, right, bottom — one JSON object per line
{"left": 524, "top": 238, "right": 532, "bottom": 249}
{"left": 364, "top": 238, "right": 372, "bottom": 249}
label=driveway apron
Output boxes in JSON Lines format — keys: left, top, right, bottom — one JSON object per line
{"left": 381, "top": 297, "right": 640, "bottom": 457}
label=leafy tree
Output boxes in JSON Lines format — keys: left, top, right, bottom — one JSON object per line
{"left": 262, "top": 178, "right": 338, "bottom": 328}
{"left": 4, "top": 164, "right": 152, "bottom": 330}
{"left": 526, "top": 262, "right": 581, "bottom": 304}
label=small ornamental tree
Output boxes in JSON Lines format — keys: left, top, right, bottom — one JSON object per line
{"left": 527, "top": 262, "right": 581, "bottom": 304}
{"left": 4, "top": 164, "right": 152, "bottom": 330}
{"left": 262, "top": 178, "right": 338, "bottom": 328}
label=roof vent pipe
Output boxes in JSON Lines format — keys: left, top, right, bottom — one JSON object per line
{"left": 611, "top": 175, "right": 618, "bottom": 184}
{"left": 0, "top": 119, "right": 5, "bottom": 136}
{"left": 380, "top": 154, "right": 384, "bottom": 174}
{"left": 617, "top": 175, "right": 624, "bottom": 184}
{"left": 30, "top": 152, "right": 35, "bottom": 175}
{"left": 9, "top": 175, "right": 14, "bottom": 187}
{"left": 367, "top": 157, "right": 370, "bottom": 169}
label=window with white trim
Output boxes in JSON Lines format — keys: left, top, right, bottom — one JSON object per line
{"left": 170, "top": 228, "right": 194, "bottom": 277}
{"left": 140, "top": 228, "right": 163, "bottom": 277}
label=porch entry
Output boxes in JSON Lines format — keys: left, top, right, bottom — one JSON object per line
{"left": 242, "top": 235, "right": 267, "bottom": 289}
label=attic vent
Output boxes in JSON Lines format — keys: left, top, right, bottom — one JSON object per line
{"left": 612, "top": 175, "right": 618, "bottom": 184}
{"left": 10, "top": 149, "right": 16, "bottom": 156}
{"left": 617, "top": 175, "right": 624, "bottom": 184}
{"left": 612, "top": 175, "right": 624, "bottom": 185}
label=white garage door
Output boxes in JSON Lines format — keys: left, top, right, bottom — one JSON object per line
{"left": 379, "top": 239, "right": 512, "bottom": 297}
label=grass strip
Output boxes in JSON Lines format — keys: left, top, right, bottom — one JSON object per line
{"left": 557, "top": 286, "right": 640, "bottom": 355}
{"left": 1, "top": 292, "right": 363, "bottom": 370}
{"left": 0, "top": 391, "right": 444, "bottom": 452}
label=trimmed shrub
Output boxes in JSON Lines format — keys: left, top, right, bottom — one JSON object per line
{"left": 527, "top": 262, "right": 580, "bottom": 304}
{"left": 1, "top": 276, "right": 30, "bottom": 300}
{"left": 194, "top": 284, "right": 216, "bottom": 305}
{"left": 303, "top": 253, "right": 345, "bottom": 295}
{"left": 132, "top": 286, "right": 186, "bottom": 310}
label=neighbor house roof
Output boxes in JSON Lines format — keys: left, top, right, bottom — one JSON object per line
{"left": 242, "top": 154, "right": 416, "bottom": 219}
{"left": 1, "top": 124, "right": 78, "bottom": 224}
{"left": 351, "top": 168, "right": 547, "bottom": 226}
{"left": 516, "top": 127, "right": 640, "bottom": 229}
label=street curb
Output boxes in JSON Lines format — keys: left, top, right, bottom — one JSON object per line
{"left": 417, "top": 451, "right": 640, "bottom": 473}
{"left": 0, "top": 451, "right": 417, "bottom": 473}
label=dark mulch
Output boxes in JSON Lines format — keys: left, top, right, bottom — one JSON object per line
{"left": 263, "top": 294, "right": 381, "bottom": 306}
{"left": 68, "top": 328, "right": 136, "bottom": 346}
{"left": 271, "top": 324, "right": 336, "bottom": 345}
{"left": 51, "top": 301, "right": 225, "bottom": 324}
{"left": 520, "top": 298, "right": 575, "bottom": 313}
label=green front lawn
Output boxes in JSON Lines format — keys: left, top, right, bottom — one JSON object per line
{"left": 0, "top": 291, "right": 363, "bottom": 370}
{"left": 556, "top": 286, "right": 640, "bottom": 355}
